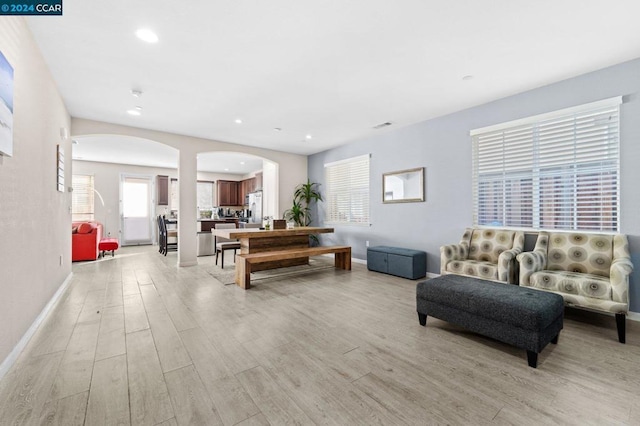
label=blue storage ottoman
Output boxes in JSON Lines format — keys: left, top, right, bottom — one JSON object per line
{"left": 367, "top": 246, "right": 427, "bottom": 279}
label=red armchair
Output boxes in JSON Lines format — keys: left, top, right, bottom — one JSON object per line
{"left": 72, "top": 221, "right": 103, "bottom": 261}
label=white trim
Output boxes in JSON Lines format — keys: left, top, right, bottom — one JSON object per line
{"left": 470, "top": 96, "right": 623, "bottom": 136}
{"left": 0, "top": 272, "right": 73, "bottom": 380}
{"left": 319, "top": 254, "right": 367, "bottom": 265}
{"left": 627, "top": 311, "right": 640, "bottom": 323}
{"left": 325, "top": 221, "right": 371, "bottom": 227}
{"left": 324, "top": 153, "right": 370, "bottom": 168}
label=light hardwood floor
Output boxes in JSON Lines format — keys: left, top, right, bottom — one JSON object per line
{"left": 1, "top": 245, "right": 639, "bottom": 425}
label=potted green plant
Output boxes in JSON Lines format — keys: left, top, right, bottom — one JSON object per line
{"left": 283, "top": 200, "right": 309, "bottom": 227}
{"left": 293, "top": 179, "right": 323, "bottom": 226}
{"left": 284, "top": 179, "right": 322, "bottom": 245}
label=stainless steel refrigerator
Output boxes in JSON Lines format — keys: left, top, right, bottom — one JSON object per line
{"left": 248, "top": 191, "right": 262, "bottom": 224}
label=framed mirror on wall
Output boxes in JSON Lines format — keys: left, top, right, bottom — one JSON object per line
{"left": 383, "top": 167, "right": 425, "bottom": 203}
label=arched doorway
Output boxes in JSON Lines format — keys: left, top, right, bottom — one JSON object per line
{"left": 71, "top": 134, "right": 178, "bottom": 245}
{"left": 196, "top": 151, "right": 279, "bottom": 221}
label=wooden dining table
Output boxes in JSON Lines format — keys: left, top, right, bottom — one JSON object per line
{"left": 211, "top": 226, "right": 335, "bottom": 271}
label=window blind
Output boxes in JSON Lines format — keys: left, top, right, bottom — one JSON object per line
{"left": 471, "top": 97, "right": 621, "bottom": 232}
{"left": 197, "top": 181, "right": 214, "bottom": 210}
{"left": 170, "top": 179, "right": 178, "bottom": 211}
{"left": 324, "top": 154, "right": 370, "bottom": 225}
{"left": 72, "top": 174, "right": 95, "bottom": 221}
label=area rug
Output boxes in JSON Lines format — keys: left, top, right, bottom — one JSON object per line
{"left": 208, "top": 257, "right": 335, "bottom": 285}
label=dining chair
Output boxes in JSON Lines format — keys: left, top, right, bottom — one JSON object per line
{"left": 214, "top": 223, "right": 241, "bottom": 268}
{"left": 162, "top": 216, "right": 178, "bottom": 255}
{"left": 157, "top": 216, "right": 165, "bottom": 254}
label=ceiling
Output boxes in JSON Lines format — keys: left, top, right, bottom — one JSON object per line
{"left": 28, "top": 0, "right": 640, "bottom": 157}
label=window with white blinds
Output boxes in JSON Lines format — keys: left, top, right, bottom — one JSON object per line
{"left": 471, "top": 97, "right": 621, "bottom": 232}
{"left": 170, "top": 179, "right": 178, "bottom": 211}
{"left": 197, "top": 181, "right": 214, "bottom": 210}
{"left": 324, "top": 154, "right": 370, "bottom": 225}
{"left": 72, "top": 174, "right": 95, "bottom": 221}
{"left": 169, "top": 180, "right": 215, "bottom": 212}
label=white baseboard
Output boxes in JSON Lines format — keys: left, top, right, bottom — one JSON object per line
{"left": 318, "top": 254, "right": 367, "bottom": 265}
{"left": 0, "top": 272, "right": 73, "bottom": 380}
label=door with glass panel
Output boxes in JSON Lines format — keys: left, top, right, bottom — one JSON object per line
{"left": 120, "top": 175, "right": 153, "bottom": 246}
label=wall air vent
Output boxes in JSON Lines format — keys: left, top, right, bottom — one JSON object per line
{"left": 373, "top": 122, "right": 392, "bottom": 129}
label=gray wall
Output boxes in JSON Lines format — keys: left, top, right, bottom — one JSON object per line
{"left": 309, "top": 57, "right": 640, "bottom": 313}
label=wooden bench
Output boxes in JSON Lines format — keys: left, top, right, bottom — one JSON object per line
{"left": 234, "top": 245, "right": 352, "bottom": 289}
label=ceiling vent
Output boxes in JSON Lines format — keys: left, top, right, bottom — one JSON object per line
{"left": 373, "top": 122, "right": 392, "bottom": 129}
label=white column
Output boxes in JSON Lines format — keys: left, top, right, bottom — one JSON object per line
{"left": 178, "top": 148, "right": 198, "bottom": 266}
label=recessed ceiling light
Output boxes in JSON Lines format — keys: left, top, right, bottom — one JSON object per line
{"left": 224, "top": 168, "right": 229, "bottom": 171}
{"left": 373, "top": 122, "right": 392, "bottom": 129}
{"left": 462, "top": 75, "right": 474, "bottom": 81}
{"left": 305, "top": 134, "right": 312, "bottom": 140}
{"left": 273, "top": 127, "right": 282, "bottom": 132}
{"left": 127, "top": 106, "right": 142, "bottom": 116}
{"left": 136, "top": 28, "right": 158, "bottom": 43}
{"left": 240, "top": 161, "right": 245, "bottom": 165}
{"left": 235, "top": 119, "right": 242, "bottom": 124}
{"left": 131, "top": 89, "right": 142, "bottom": 97}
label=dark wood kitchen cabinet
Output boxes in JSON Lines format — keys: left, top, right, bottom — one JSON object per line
{"left": 157, "top": 175, "right": 169, "bottom": 205}
{"left": 217, "top": 180, "right": 239, "bottom": 206}
{"left": 238, "top": 177, "right": 257, "bottom": 205}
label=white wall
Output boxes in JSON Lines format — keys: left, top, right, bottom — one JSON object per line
{"left": 0, "top": 18, "right": 71, "bottom": 367}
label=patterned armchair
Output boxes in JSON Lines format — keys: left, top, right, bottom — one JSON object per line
{"left": 440, "top": 228, "right": 525, "bottom": 284}
{"left": 517, "top": 231, "right": 633, "bottom": 343}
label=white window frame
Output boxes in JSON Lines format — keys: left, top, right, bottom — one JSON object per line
{"left": 471, "top": 97, "right": 622, "bottom": 232}
{"left": 324, "top": 154, "right": 370, "bottom": 226}
{"left": 72, "top": 174, "right": 95, "bottom": 222}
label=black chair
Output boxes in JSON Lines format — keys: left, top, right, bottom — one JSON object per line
{"left": 162, "top": 216, "right": 178, "bottom": 255}
{"left": 214, "top": 223, "right": 240, "bottom": 268}
{"left": 157, "top": 216, "right": 166, "bottom": 254}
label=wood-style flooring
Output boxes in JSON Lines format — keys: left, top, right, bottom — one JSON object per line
{"left": 1, "top": 245, "right": 639, "bottom": 425}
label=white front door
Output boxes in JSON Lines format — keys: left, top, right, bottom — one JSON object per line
{"left": 121, "top": 175, "right": 153, "bottom": 246}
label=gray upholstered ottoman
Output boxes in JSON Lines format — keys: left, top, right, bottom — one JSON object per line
{"left": 367, "top": 246, "right": 426, "bottom": 279}
{"left": 416, "top": 274, "right": 564, "bottom": 368}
